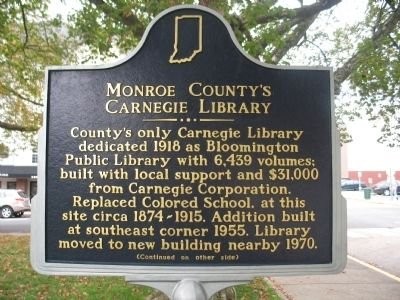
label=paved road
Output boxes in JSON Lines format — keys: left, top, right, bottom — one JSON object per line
{"left": 347, "top": 192, "right": 400, "bottom": 228}
{"left": 0, "top": 212, "right": 31, "bottom": 233}
{"left": 345, "top": 191, "right": 400, "bottom": 277}
{"left": 270, "top": 192, "right": 400, "bottom": 300}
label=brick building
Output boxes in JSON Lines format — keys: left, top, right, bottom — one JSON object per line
{"left": 347, "top": 170, "right": 400, "bottom": 186}
{"left": 341, "top": 141, "right": 400, "bottom": 187}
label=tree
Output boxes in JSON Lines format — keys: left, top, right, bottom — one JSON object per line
{"left": 1, "top": 0, "right": 400, "bottom": 146}
{"left": 0, "top": 0, "right": 76, "bottom": 150}
{"left": 345, "top": 1, "right": 400, "bottom": 146}
{"left": 67, "top": 0, "right": 400, "bottom": 146}
{"left": 71, "top": 0, "right": 400, "bottom": 145}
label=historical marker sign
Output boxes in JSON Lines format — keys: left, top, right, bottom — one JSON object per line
{"left": 31, "top": 5, "right": 346, "bottom": 280}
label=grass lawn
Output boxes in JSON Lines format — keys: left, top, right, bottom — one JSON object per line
{"left": 0, "top": 235, "right": 281, "bottom": 299}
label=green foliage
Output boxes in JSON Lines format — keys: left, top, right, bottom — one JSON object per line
{"left": 235, "top": 278, "right": 282, "bottom": 300}
{"left": 0, "top": 0, "right": 77, "bottom": 147}
{"left": 68, "top": 0, "right": 194, "bottom": 61}
{"left": 348, "top": 0, "right": 400, "bottom": 146}
{"left": 1, "top": 0, "right": 400, "bottom": 146}
{"left": 0, "top": 235, "right": 280, "bottom": 299}
{"left": 0, "top": 235, "right": 153, "bottom": 299}
{"left": 0, "top": 143, "right": 9, "bottom": 158}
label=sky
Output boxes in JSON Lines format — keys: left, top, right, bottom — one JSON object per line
{"left": 47, "top": 0, "right": 400, "bottom": 171}
{"left": 347, "top": 121, "right": 400, "bottom": 171}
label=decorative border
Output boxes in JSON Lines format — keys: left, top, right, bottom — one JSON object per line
{"left": 31, "top": 5, "right": 346, "bottom": 283}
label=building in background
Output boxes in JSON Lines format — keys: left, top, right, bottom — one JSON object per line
{"left": 0, "top": 149, "right": 37, "bottom": 198}
{"left": 347, "top": 170, "right": 399, "bottom": 186}
{"left": 341, "top": 120, "right": 400, "bottom": 186}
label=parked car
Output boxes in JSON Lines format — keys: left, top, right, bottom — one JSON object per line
{"left": 0, "top": 189, "right": 31, "bottom": 218}
{"left": 341, "top": 179, "right": 367, "bottom": 191}
{"left": 372, "top": 180, "right": 400, "bottom": 196}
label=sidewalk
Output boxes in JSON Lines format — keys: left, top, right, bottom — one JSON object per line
{"left": 343, "top": 190, "right": 400, "bottom": 205}
{"left": 269, "top": 257, "right": 400, "bottom": 300}
{"left": 267, "top": 191, "right": 400, "bottom": 299}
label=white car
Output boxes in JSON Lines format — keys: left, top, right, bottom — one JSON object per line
{"left": 0, "top": 189, "right": 31, "bottom": 218}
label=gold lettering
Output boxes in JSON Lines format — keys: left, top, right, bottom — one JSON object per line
{"left": 106, "top": 83, "right": 176, "bottom": 97}
{"left": 160, "top": 238, "right": 221, "bottom": 254}
{"left": 88, "top": 182, "right": 124, "bottom": 194}
{"left": 58, "top": 238, "right": 103, "bottom": 249}
{"left": 188, "top": 82, "right": 272, "bottom": 98}
{"left": 105, "top": 99, "right": 187, "bottom": 114}
{"left": 228, "top": 240, "right": 280, "bottom": 252}
{"left": 159, "top": 227, "right": 208, "bottom": 237}
{"left": 199, "top": 98, "right": 272, "bottom": 114}
{"left": 85, "top": 225, "right": 155, "bottom": 236}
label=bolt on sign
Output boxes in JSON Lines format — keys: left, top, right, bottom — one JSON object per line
{"left": 31, "top": 4, "right": 346, "bottom": 287}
